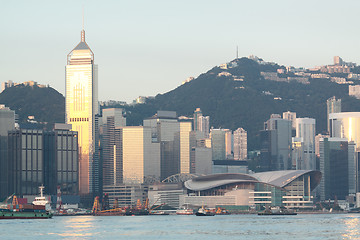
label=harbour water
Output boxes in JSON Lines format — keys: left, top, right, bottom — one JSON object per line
{"left": 1, "top": 214, "right": 360, "bottom": 239}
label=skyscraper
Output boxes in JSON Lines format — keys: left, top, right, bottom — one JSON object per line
{"left": 295, "top": 118, "right": 316, "bottom": 170}
{"left": 260, "top": 115, "right": 292, "bottom": 170}
{"left": 319, "top": 137, "right": 356, "bottom": 200}
{"left": 143, "top": 111, "right": 180, "bottom": 180}
{"left": 65, "top": 27, "right": 98, "bottom": 194}
{"left": 326, "top": 96, "right": 341, "bottom": 134}
{"left": 233, "top": 128, "right": 247, "bottom": 160}
{"left": 193, "top": 108, "right": 210, "bottom": 137}
{"left": 211, "top": 129, "right": 226, "bottom": 161}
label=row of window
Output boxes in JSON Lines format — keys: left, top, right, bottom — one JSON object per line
{"left": 69, "top": 117, "right": 89, "bottom": 122}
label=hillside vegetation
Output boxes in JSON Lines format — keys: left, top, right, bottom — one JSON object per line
{"left": 124, "top": 58, "right": 360, "bottom": 150}
{"left": 0, "top": 84, "right": 65, "bottom": 128}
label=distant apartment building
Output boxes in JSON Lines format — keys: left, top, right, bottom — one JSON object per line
{"left": 311, "top": 73, "right": 330, "bottom": 79}
{"left": 348, "top": 73, "right": 360, "bottom": 80}
{"left": 349, "top": 85, "right": 360, "bottom": 99}
{"left": 331, "top": 77, "right": 348, "bottom": 84}
{"left": 320, "top": 65, "right": 350, "bottom": 74}
{"left": 1, "top": 80, "right": 47, "bottom": 93}
{"left": 334, "top": 56, "right": 343, "bottom": 66}
{"left": 1, "top": 80, "right": 14, "bottom": 93}
{"left": 233, "top": 128, "right": 247, "bottom": 160}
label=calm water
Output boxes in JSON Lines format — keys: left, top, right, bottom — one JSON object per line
{"left": 1, "top": 214, "right": 360, "bottom": 240}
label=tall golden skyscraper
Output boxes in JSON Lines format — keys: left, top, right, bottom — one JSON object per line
{"left": 65, "top": 28, "right": 98, "bottom": 194}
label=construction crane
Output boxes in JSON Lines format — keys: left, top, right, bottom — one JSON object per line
{"left": 56, "top": 186, "right": 63, "bottom": 213}
{"left": 12, "top": 195, "right": 18, "bottom": 206}
{"left": 113, "top": 198, "right": 119, "bottom": 209}
{"left": 92, "top": 196, "right": 100, "bottom": 214}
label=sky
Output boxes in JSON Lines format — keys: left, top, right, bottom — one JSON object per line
{"left": 1, "top": 0, "right": 360, "bottom": 103}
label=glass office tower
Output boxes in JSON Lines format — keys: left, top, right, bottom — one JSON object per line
{"left": 65, "top": 28, "right": 98, "bottom": 194}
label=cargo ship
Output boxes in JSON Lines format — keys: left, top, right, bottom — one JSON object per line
{"left": 0, "top": 187, "right": 53, "bottom": 219}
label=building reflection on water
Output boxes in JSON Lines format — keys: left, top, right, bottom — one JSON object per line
{"left": 59, "top": 216, "right": 96, "bottom": 238}
{"left": 342, "top": 216, "right": 360, "bottom": 239}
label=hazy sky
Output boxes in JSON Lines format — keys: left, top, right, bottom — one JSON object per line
{"left": 1, "top": 0, "right": 360, "bottom": 102}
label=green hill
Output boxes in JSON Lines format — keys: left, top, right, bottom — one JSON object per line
{"left": 0, "top": 84, "right": 65, "bottom": 128}
{"left": 123, "top": 57, "right": 360, "bottom": 150}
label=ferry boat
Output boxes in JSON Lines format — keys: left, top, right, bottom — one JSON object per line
{"left": 176, "top": 208, "right": 194, "bottom": 215}
{"left": 0, "top": 186, "right": 53, "bottom": 219}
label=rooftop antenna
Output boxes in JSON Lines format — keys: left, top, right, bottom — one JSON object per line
{"left": 81, "top": 6, "right": 85, "bottom": 42}
{"left": 82, "top": 6, "right": 84, "bottom": 30}
{"left": 236, "top": 46, "right": 238, "bottom": 59}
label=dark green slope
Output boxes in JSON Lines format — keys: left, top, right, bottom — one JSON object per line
{"left": 0, "top": 84, "right": 65, "bottom": 127}
{"left": 128, "top": 58, "right": 360, "bottom": 150}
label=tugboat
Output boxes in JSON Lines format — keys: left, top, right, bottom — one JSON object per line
{"left": 195, "top": 206, "right": 215, "bottom": 216}
{"left": 0, "top": 186, "right": 53, "bottom": 219}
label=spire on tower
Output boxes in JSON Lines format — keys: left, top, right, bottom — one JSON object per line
{"left": 81, "top": 7, "right": 85, "bottom": 42}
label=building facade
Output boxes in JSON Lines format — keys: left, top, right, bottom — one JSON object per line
{"left": 7, "top": 128, "right": 78, "bottom": 196}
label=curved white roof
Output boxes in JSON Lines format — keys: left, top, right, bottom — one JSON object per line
{"left": 252, "top": 170, "right": 319, "bottom": 188}
{"left": 184, "top": 170, "right": 321, "bottom": 191}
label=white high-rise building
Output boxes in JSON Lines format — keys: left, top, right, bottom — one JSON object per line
{"left": 65, "top": 27, "right": 98, "bottom": 194}
{"left": 295, "top": 118, "right": 316, "bottom": 170}
{"left": 120, "top": 126, "right": 160, "bottom": 184}
{"left": 233, "top": 128, "right": 247, "bottom": 160}
{"left": 283, "top": 111, "right": 297, "bottom": 129}
{"left": 193, "top": 108, "right": 210, "bottom": 137}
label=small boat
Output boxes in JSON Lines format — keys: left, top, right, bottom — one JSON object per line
{"left": 195, "top": 207, "right": 215, "bottom": 216}
{"left": 125, "top": 208, "right": 149, "bottom": 216}
{"left": 150, "top": 210, "right": 169, "bottom": 215}
{"left": 258, "top": 206, "right": 297, "bottom": 216}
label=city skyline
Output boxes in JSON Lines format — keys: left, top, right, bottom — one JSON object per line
{"left": 2, "top": 0, "right": 360, "bottom": 102}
